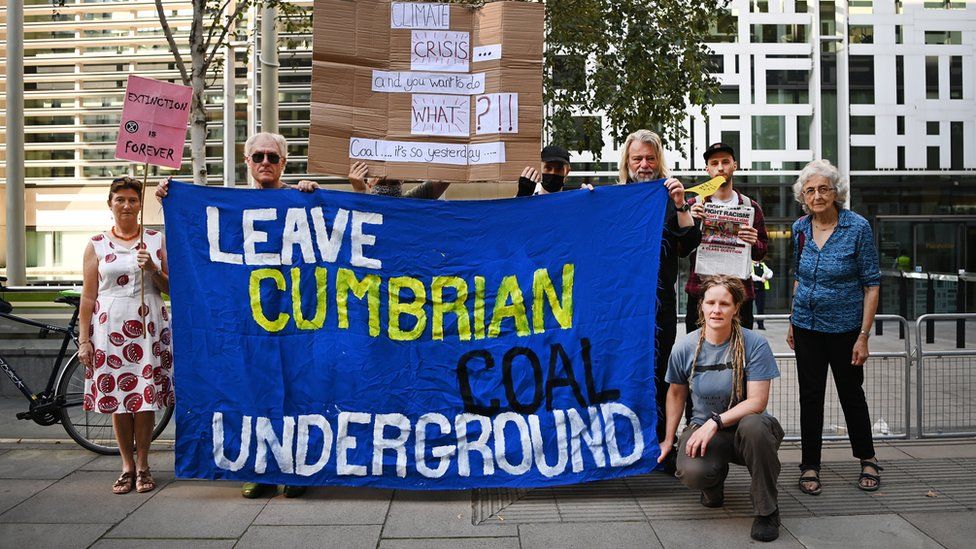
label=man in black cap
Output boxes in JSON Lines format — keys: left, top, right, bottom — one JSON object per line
{"left": 685, "top": 143, "right": 769, "bottom": 332}
{"left": 516, "top": 144, "right": 573, "bottom": 196}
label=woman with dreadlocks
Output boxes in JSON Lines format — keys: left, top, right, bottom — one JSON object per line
{"left": 658, "top": 276, "right": 784, "bottom": 543}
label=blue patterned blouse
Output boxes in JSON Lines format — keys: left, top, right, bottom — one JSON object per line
{"left": 791, "top": 209, "right": 881, "bottom": 333}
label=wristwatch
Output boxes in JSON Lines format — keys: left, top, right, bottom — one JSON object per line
{"left": 709, "top": 411, "right": 724, "bottom": 429}
{"left": 677, "top": 202, "right": 691, "bottom": 212}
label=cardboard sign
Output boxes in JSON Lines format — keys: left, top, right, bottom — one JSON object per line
{"left": 411, "top": 30, "right": 470, "bottom": 72}
{"left": 114, "top": 75, "right": 192, "bottom": 169}
{"left": 474, "top": 93, "right": 518, "bottom": 134}
{"left": 391, "top": 2, "right": 449, "bottom": 29}
{"left": 411, "top": 94, "right": 470, "bottom": 136}
{"left": 309, "top": 0, "right": 543, "bottom": 183}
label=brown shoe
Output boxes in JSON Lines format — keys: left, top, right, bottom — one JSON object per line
{"left": 113, "top": 471, "right": 135, "bottom": 495}
{"left": 136, "top": 469, "right": 156, "bottom": 493}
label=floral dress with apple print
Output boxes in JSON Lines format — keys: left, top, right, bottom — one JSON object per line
{"left": 83, "top": 230, "right": 173, "bottom": 414}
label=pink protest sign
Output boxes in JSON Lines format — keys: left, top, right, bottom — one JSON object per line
{"left": 115, "top": 75, "right": 192, "bottom": 169}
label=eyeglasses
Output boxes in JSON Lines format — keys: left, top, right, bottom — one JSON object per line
{"left": 248, "top": 151, "right": 282, "bottom": 164}
{"left": 802, "top": 185, "right": 835, "bottom": 197}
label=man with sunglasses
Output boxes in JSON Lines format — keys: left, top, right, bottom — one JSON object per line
{"left": 155, "top": 132, "right": 319, "bottom": 198}
{"left": 154, "top": 131, "right": 315, "bottom": 500}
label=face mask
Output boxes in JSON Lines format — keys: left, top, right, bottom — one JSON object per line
{"left": 372, "top": 182, "right": 402, "bottom": 197}
{"left": 541, "top": 173, "right": 565, "bottom": 193}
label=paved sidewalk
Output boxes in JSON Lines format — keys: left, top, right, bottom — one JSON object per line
{"left": 0, "top": 437, "right": 973, "bottom": 548}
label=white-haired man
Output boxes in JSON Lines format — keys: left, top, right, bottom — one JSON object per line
{"left": 618, "top": 129, "right": 701, "bottom": 470}
{"left": 155, "top": 131, "right": 317, "bottom": 499}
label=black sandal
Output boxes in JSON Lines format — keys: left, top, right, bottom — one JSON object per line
{"left": 858, "top": 460, "right": 883, "bottom": 492}
{"left": 798, "top": 469, "right": 822, "bottom": 496}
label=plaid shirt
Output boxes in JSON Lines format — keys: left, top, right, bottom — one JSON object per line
{"left": 684, "top": 191, "right": 769, "bottom": 300}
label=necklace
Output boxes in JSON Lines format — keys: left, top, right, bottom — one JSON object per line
{"left": 111, "top": 225, "right": 141, "bottom": 240}
{"left": 813, "top": 219, "right": 837, "bottom": 231}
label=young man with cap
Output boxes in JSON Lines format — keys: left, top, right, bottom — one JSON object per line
{"left": 516, "top": 145, "right": 573, "bottom": 196}
{"left": 685, "top": 143, "right": 769, "bottom": 332}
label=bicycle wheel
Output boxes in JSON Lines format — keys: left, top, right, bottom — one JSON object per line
{"left": 56, "top": 354, "right": 174, "bottom": 455}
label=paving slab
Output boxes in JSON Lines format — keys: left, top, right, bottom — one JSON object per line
{"left": 781, "top": 514, "right": 943, "bottom": 549}
{"left": 381, "top": 537, "right": 520, "bottom": 549}
{"left": 92, "top": 540, "right": 235, "bottom": 549}
{"left": 0, "top": 478, "right": 54, "bottom": 514}
{"left": 900, "top": 511, "right": 976, "bottom": 549}
{"left": 898, "top": 442, "right": 976, "bottom": 460}
{"left": 83, "top": 450, "right": 175, "bottom": 472}
{"left": 651, "top": 517, "right": 804, "bottom": 548}
{"left": 550, "top": 479, "right": 647, "bottom": 521}
{"left": 0, "top": 470, "right": 158, "bottom": 523}
{"left": 254, "top": 486, "right": 393, "bottom": 525}
{"left": 519, "top": 522, "right": 662, "bottom": 549}
{"left": 104, "top": 480, "right": 264, "bottom": 539}
{"left": 0, "top": 448, "right": 95, "bottom": 479}
{"left": 237, "top": 525, "right": 382, "bottom": 549}
{"left": 0, "top": 523, "right": 112, "bottom": 548}
{"left": 382, "top": 490, "right": 517, "bottom": 538}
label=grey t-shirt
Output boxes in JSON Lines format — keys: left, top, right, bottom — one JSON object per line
{"left": 665, "top": 328, "right": 779, "bottom": 425}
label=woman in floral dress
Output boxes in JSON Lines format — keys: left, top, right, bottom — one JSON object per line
{"left": 78, "top": 176, "right": 173, "bottom": 494}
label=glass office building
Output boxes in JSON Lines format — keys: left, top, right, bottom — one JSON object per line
{"left": 1, "top": 1, "right": 974, "bottom": 313}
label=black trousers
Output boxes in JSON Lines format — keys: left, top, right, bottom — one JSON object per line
{"left": 753, "top": 283, "right": 766, "bottom": 328}
{"left": 653, "top": 312, "right": 678, "bottom": 443}
{"left": 792, "top": 325, "right": 875, "bottom": 470}
{"left": 685, "top": 292, "right": 755, "bottom": 333}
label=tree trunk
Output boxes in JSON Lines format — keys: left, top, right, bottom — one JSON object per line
{"left": 190, "top": 0, "right": 207, "bottom": 185}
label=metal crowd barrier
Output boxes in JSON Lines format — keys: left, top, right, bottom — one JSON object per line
{"left": 916, "top": 313, "right": 976, "bottom": 439}
{"left": 759, "top": 314, "right": 913, "bottom": 441}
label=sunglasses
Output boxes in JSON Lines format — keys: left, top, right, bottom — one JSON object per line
{"left": 248, "top": 151, "right": 282, "bottom": 164}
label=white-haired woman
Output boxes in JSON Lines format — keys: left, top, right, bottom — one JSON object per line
{"left": 787, "top": 159, "right": 882, "bottom": 495}
{"left": 617, "top": 130, "right": 701, "bottom": 467}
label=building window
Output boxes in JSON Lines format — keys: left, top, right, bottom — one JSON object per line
{"left": 925, "top": 56, "right": 939, "bottom": 99}
{"left": 851, "top": 116, "right": 875, "bottom": 135}
{"left": 752, "top": 116, "right": 786, "bottom": 150}
{"left": 709, "top": 9, "right": 737, "bottom": 43}
{"left": 849, "top": 56, "right": 875, "bottom": 104}
{"left": 949, "top": 56, "right": 963, "bottom": 99}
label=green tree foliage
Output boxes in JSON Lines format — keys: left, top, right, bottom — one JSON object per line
{"left": 154, "top": 0, "right": 308, "bottom": 183}
{"left": 452, "top": 0, "right": 723, "bottom": 157}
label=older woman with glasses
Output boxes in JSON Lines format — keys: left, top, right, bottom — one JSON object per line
{"left": 787, "top": 159, "right": 882, "bottom": 496}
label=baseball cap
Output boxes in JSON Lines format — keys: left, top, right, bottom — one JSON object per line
{"left": 703, "top": 142, "right": 736, "bottom": 162}
{"left": 541, "top": 145, "right": 571, "bottom": 165}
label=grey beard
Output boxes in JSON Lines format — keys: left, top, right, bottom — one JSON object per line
{"left": 372, "top": 182, "right": 402, "bottom": 197}
{"left": 628, "top": 169, "right": 660, "bottom": 182}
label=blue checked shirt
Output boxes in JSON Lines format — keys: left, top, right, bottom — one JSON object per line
{"left": 791, "top": 209, "right": 881, "bottom": 333}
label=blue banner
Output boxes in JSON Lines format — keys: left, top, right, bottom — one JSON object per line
{"left": 165, "top": 180, "right": 666, "bottom": 489}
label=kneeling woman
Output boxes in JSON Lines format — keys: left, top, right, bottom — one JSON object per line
{"left": 658, "top": 276, "right": 784, "bottom": 542}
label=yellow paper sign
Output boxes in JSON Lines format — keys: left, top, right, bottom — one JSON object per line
{"left": 685, "top": 176, "right": 726, "bottom": 198}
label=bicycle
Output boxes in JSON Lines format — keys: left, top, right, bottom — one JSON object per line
{"left": 0, "top": 276, "right": 173, "bottom": 455}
